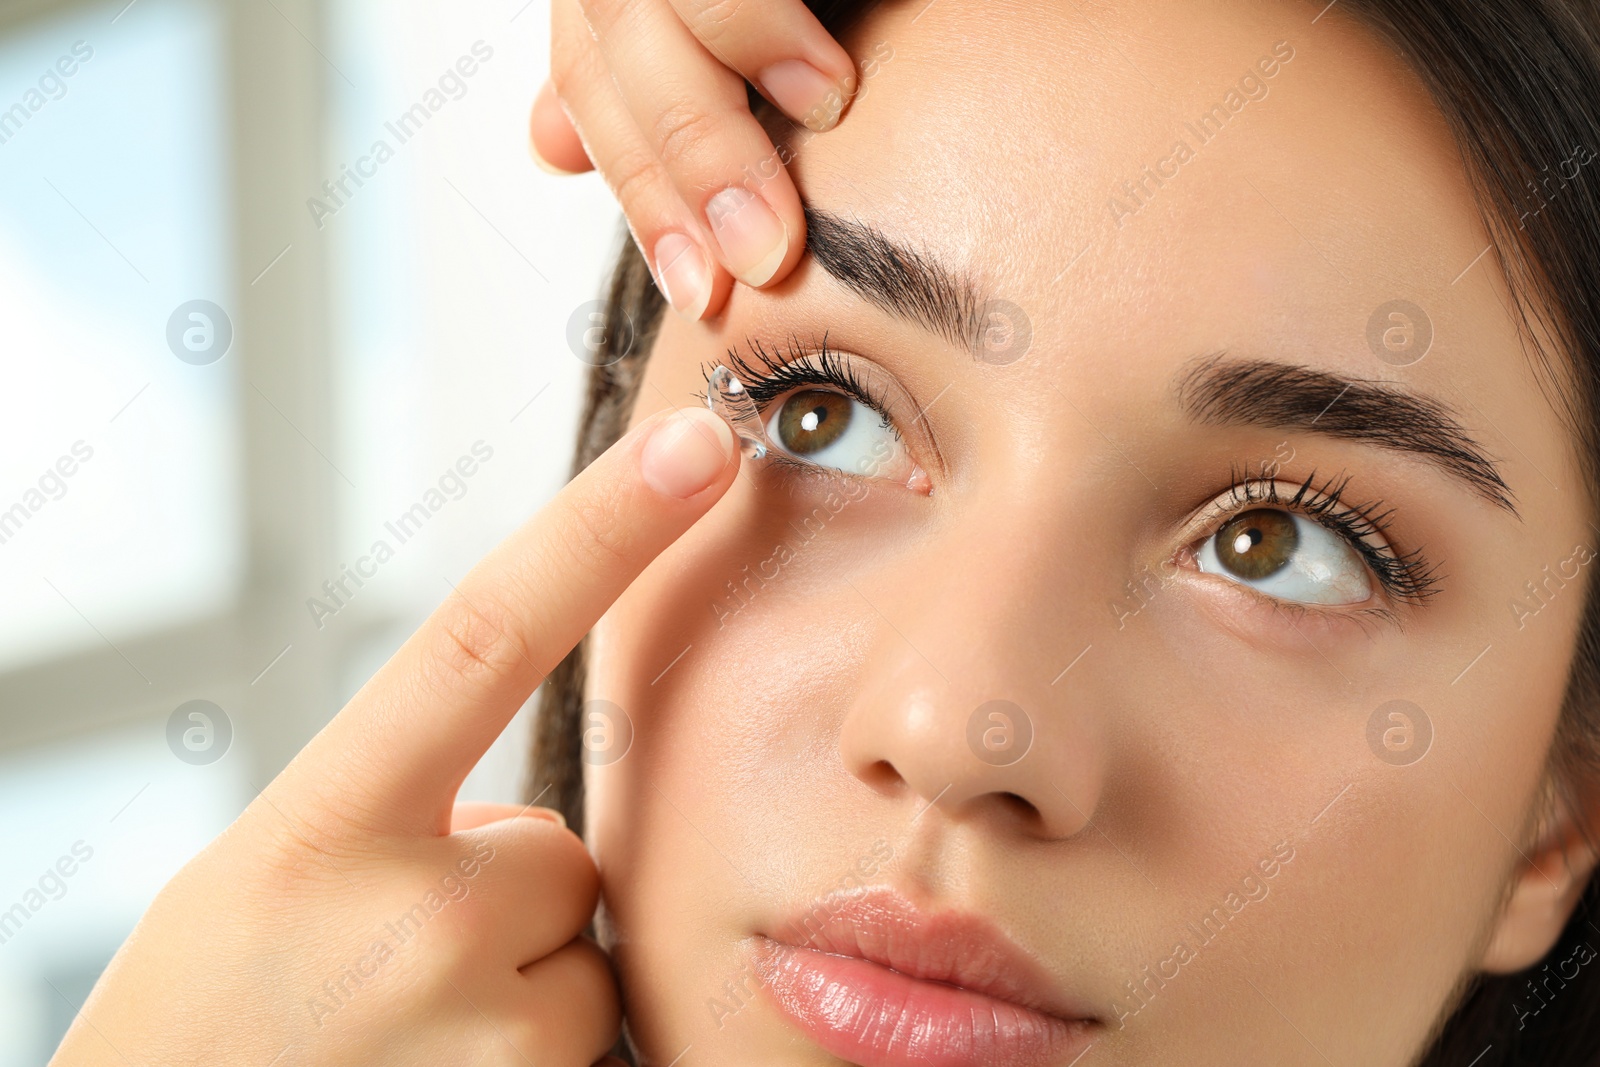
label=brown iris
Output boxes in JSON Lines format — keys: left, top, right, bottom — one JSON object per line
{"left": 776, "top": 390, "right": 852, "bottom": 455}
{"left": 1214, "top": 508, "right": 1298, "bottom": 580}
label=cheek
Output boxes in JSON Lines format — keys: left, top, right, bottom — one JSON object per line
{"left": 584, "top": 520, "right": 885, "bottom": 1060}
{"left": 1076, "top": 558, "right": 1573, "bottom": 1051}
{"left": 585, "top": 500, "right": 882, "bottom": 862}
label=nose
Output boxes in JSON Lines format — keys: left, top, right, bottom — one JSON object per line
{"left": 837, "top": 521, "right": 1108, "bottom": 841}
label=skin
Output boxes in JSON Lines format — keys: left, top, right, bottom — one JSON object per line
{"left": 48, "top": 405, "right": 741, "bottom": 1067}
{"left": 583, "top": 1, "right": 1600, "bottom": 1064}
{"left": 51, "top": 2, "right": 1599, "bottom": 1064}
{"left": 541, "top": 0, "right": 864, "bottom": 317}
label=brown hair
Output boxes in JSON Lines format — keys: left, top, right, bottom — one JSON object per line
{"left": 529, "top": 2, "right": 1600, "bottom": 1060}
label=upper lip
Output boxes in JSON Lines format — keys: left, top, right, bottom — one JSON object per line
{"left": 761, "top": 887, "right": 1099, "bottom": 1024}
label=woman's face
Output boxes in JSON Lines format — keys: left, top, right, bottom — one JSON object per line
{"left": 582, "top": 0, "right": 1595, "bottom": 1063}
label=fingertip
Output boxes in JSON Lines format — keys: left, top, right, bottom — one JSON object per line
{"left": 640, "top": 407, "right": 739, "bottom": 500}
{"left": 704, "top": 185, "right": 792, "bottom": 290}
{"left": 530, "top": 80, "right": 592, "bottom": 175}
{"left": 651, "top": 232, "right": 714, "bottom": 321}
{"left": 757, "top": 58, "right": 850, "bottom": 133}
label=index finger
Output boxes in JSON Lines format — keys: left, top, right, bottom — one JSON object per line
{"left": 665, "top": 0, "right": 859, "bottom": 134}
{"left": 286, "top": 405, "right": 739, "bottom": 834}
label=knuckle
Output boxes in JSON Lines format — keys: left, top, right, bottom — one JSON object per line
{"left": 511, "top": 822, "right": 599, "bottom": 900}
{"left": 651, "top": 103, "right": 721, "bottom": 170}
{"left": 688, "top": 0, "right": 748, "bottom": 44}
{"left": 503, "top": 1014, "right": 566, "bottom": 1066}
{"left": 405, "top": 851, "right": 501, "bottom": 977}
{"left": 607, "top": 149, "right": 666, "bottom": 214}
{"left": 246, "top": 793, "right": 365, "bottom": 893}
{"left": 516, "top": 940, "right": 621, "bottom": 1059}
{"left": 427, "top": 590, "right": 531, "bottom": 690}
{"left": 435, "top": 894, "right": 496, "bottom": 973}
{"left": 560, "top": 936, "right": 619, "bottom": 994}
{"left": 563, "top": 939, "right": 625, "bottom": 1039}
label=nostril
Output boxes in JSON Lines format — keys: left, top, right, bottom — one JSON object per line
{"left": 997, "top": 791, "right": 1043, "bottom": 823}
{"left": 858, "top": 759, "right": 906, "bottom": 793}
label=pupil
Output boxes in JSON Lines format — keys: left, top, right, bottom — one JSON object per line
{"left": 777, "top": 390, "right": 851, "bottom": 454}
{"left": 1215, "top": 509, "right": 1297, "bottom": 580}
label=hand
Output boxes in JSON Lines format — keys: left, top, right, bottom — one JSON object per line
{"left": 532, "top": 0, "right": 858, "bottom": 321}
{"left": 51, "top": 407, "right": 740, "bottom": 1067}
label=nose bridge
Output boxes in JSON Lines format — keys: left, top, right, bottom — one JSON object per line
{"left": 838, "top": 496, "right": 1109, "bottom": 839}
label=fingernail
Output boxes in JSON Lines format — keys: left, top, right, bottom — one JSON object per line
{"left": 704, "top": 186, "right": 789, "bottom": 288}
{"left": 758, "top": 59, "right": 847, "bottom": 132}
{"left": 526, "top": 806, "right": 567, "bottom": 828}
{"left": 652, "top": 232, "right": 712, "bottom": 320}
{"left": 641, "top": 408, "right": 736, "bottom": 498}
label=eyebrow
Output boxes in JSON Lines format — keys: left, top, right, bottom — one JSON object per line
{"left": 804, "top": 206, "right": 990, "bottom": 351}
{"left": 1177, "top": 355, "right": 1518, "bottom": 516}
{"left": 798, "top": 211, "right": 1517, "bottom": 515}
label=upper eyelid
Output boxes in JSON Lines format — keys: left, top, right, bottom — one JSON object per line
{"left": 1191, "top": 473, "right": 1385, "bottom": 551}
{"left": 717, "top": 337, "right": 893, "bottom": 412}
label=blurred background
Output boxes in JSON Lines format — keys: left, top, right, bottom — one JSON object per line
{"left": 0, "top": 0, "right": 620, "bottom": 1059}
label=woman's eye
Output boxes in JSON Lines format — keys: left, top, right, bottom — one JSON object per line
{"left": 1195, "top": 507, "right": 1373, "bottom": 606}
{"left": 762, "top": 388, "right": 920, "bottom": 487}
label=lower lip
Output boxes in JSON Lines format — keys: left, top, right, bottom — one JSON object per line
{"left": 752, "top": 940, "right": 1094, "bottom": 1067}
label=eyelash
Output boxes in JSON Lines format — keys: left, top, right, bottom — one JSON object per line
{"left": 695, "top": 346, "right": 1442, "bottom": 609}
{"left": 699, "top": 335, "right": 900, "bottom": 435}
{"left": 1203, "top": 466, "right": 1443, "bottom": 607}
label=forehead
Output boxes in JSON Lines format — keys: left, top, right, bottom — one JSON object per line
{"left": 784, "top": 0, "right": 1538, "bottom": 403}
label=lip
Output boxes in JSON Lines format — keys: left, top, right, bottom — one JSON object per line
{"left": 750, "top": 888, "right": 1098, "bottom": 1067}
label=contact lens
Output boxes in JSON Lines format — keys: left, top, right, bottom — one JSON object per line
{"left": 705, "top": 365, "right": 775, "bottom": 460}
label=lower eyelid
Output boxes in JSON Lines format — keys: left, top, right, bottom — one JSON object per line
{"left": 1173, "top": 557, "right": 1400, "bottom": 636}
